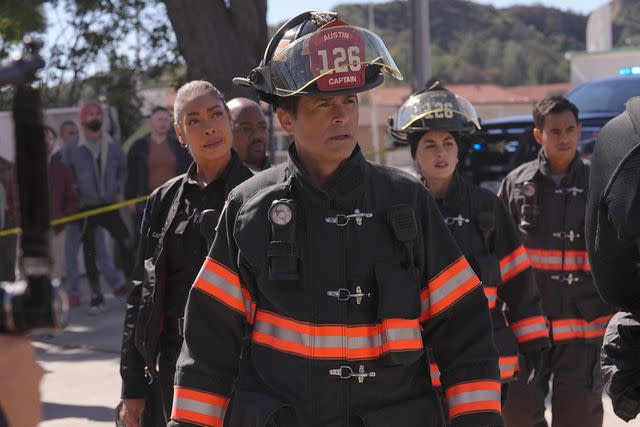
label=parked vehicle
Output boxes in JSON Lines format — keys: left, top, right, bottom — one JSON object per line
{"left": 464, "top": 74, "right": 640, "bottom": 191}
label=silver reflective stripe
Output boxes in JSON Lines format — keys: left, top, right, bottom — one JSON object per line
{"left": 564, "top": 255, "right": 589, "bottom": 266}
{"left": 501, "top": 251, "right": 528, "bottom": 278}
{"left": 529, "top": 254, "right": 562, "bottom": 265}
{"left": 173, "top": 396, "right": 225, "bottom": 420}
{"left": 553, "top": 321, "right": 607, "bottom": 335}
{"left": 253, "top": 321, "right": 421, "bottom": 349}
{"left": 513, "top": 322, "right": 546, "bottom": 338}
{"left": 500, "top": 360, "right": 518, "bottom": 373}
{"left": 428, "top": 265, "right": 476, "bottom": 306}
{"left": 448, "top": 389, "right": 501, "bottom": 407}
{"left": 199, "top": 267, "right": 244, "bottom": 303}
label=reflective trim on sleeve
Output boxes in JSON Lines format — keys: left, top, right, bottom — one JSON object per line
{"left": 194, "top": 258, "right": 256, "bottom": 324}
{"left": 500, "top": 245, "right": 531, "bottom": 282}
{"left": 526, "top": 249, "right": 590, "bottom": 272}
{"left": 420, "top": 257, "right": 480, "bottom": 321}
{"left": 483, "top": 286, "right": 497, "bottom": 310}
{"left": 171, "top": 387, "right": 228, "bottom": 427}
{"left": 499, "top": 356, "right": 519, "bottom": 380}
{"left": 510, "top": 315, "right": 549, "bottom": 343}
{"left": 551, "top": 315, "right": 612, "bottom": 342}
{"left": 430, "top": 356, "right": 519, "bottom": 387}
{"left": 252, "top": 310, "right": 424, "bottom": 360}
{"left": 445, "top": 380, "right": 501, "bottom": 419}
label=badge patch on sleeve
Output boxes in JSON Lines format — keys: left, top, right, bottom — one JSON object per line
{"left": 308, "top": 27, "right": 366, "bottom": 92}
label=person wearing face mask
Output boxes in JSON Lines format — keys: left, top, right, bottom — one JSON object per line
{"left": 227, "top": 97, "right": 271, "bottom": 173}
{"left": 118, "top": 81, "right": 253, "bottom": 426}
{"left": 389, "top": 84, "right": 550, "bottom": 410}
{"left": 62, "top": 100, "right": 130, "bottom": 314}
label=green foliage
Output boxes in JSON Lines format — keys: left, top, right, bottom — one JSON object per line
{"left": 0, "top": 1, "right": 47, "bottom": 59}
{"left": 335, "top": 0, "right": 640, "bottom": 86}
{"left": 0, "top": 0, "right": 181, "bottom": 140}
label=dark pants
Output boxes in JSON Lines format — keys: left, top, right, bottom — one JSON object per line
{"left": 81, "top": 207, "right": 130, "bottom": 296}
{"left": 502, "top": 341, "right": 604, "bottom": 427}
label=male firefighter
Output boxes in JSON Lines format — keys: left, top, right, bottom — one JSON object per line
{"left": 170, "top": 11, "right": 503, "bottom": 427}
{"left": 498, "top": 96, "right": 613, "bottom": 427}
{"left": 227, "top": 97, "right": 271, "bottom": 173}
{"left": 586, "top": 97, "right": 640, "bottom": 423}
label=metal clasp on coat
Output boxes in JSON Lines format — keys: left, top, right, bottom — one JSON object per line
{"left": 329, "top": 365, "right": 376, "bottom": 383}
{"left": 553, "top": 230, "right": 580, "bottom": 242}
{"left": 327, "top": 286, "right": 370, "bottom": 305}
{"left": 325, "top": 209, "right": 373, "bottom": 227}
{"left": 555, "top": 186, "right": 584, "bottom": 197}
{"left": 444, "top": 215, "right": 470, "bottom": 227}
{"left": 144, "top": 366, "right": 154, "bottom": 385}
{"left": 551, "top": 272, "right": 580, "bottom": 285}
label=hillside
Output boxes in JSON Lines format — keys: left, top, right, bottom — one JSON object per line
{"left": 321, "top": 0, "right": 640, "bottom": 87}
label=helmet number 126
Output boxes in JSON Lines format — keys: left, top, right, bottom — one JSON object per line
{"left": 316, "top": 46, "right": 362, "bottom": 75}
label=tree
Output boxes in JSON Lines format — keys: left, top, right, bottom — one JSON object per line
{"left": 0, "top": 0, "right": 268, "bottom": 139}
{"left": 163, "top": 0, "right": 267, "bottom": 99}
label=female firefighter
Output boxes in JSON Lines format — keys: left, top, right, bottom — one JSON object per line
{"left": 119, "top": 80, "right": 253, "bottom": 426}
{"left": 389, "top": 84, "right": 551, "bottom": 403}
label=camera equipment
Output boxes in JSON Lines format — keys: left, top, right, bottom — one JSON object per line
{"left": 0, "top": 36, "right": 68, "bottom": 334}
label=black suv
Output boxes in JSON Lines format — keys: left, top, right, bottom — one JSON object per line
{"left": 463, "top": 74, "right": 640, "bottom": 191}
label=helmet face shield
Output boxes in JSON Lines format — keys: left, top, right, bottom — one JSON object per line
{"left": 390, "top": 90, "right": 481, "bottom": 141}
{"left": 268, "top": 25, "right": 403, "bottom": 97}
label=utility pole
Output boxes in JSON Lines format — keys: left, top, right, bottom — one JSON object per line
{"left": 410, "top": 0, "right": 432, "bottom": 91}
{"left": 369, "top": 3, "right": 381, "bottom": 163}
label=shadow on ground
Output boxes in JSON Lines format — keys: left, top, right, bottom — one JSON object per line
{"left": 42, "top": 401, "right": 115, "bottom": 422}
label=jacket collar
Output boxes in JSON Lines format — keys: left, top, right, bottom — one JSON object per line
{"left": 536, "top": 149, "right": 583, "bottom": 184}
{"left": 183, "top": 149, "right": 251, "bottom": 189}
{"left": 77, "top": 130, "right": 113, "bottom": 150}
{"left": 437, "top": 171, "right": 467, "bottom": 213}
{"left": 285, "top": 143, "right": 365, "bottom": 205}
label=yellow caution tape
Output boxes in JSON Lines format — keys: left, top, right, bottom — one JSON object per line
{"left": 0, "top": 195, "right": 149, "bottom": 238}
{"left": 0, "top": 145, "right": 408, "bottom": 238}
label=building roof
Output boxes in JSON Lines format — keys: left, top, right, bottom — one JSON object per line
{"left": 369, "top": 82, "right": 571, "bottom": 107}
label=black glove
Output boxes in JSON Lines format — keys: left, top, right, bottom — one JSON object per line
{"left": 522, "top": 350, "right": 546, "bottom": 384}
{"left": 612, "top": 385, "right": 640, "bottom": 422}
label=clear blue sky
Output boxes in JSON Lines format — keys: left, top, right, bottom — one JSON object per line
{"left": 267, "top": 0, "right": 609, "bottom": 25}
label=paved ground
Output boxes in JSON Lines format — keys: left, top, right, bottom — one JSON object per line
{"left": 35, "top": 292, "right": 124, "bottom": 427}
{"left": 32, "top": 291, "right": 632, "bottom": 426}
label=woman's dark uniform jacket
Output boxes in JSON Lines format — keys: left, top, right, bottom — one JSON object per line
{"left": 119, "top": 151, "right": 253, "bottom": 409}
{"left": 586, "top": 97, "right": 640, "bottom": 422}
{"left": 428, "top": 173, "right": 550, "bottom": 388}
{"left": 168, "top": 145, "right": 504, "bottom": 427}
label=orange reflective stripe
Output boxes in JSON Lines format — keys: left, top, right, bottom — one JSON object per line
{"left": 431, "top": 356, "right": 519, "bottom": 386}
{"left": 499, "top": 356, "right": 519, "bottom": 380}
{"left": 171, "top": 387, "right": 228, "bottom": 427}
{"left": 420, "top": 257, "right": 480, "bottom": 321}
{"left": 483, "top": 286, "right": 497, "bottom": 310}
{"left": 429, "top": 362, "right": 441, "bottom": 387}
{"left": 194, "top": 258, "right": 255, "bottom": 324}
{"left": 500, "top": 245, "right": 531, "bottom": 282}
{"left": 252, "top": 310, "right": 423, "bottom": 360}
{"left": 551, "top": 315, "right": 612, "bottom": 341}
{"left": 445, "top": 380, "right": 501, "bottom": 419}
{"left": 510, "top": 316, "right": 549, "bottom": 343}
{"left": 526, "top": 249, "right": 591, "bottom": 272}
